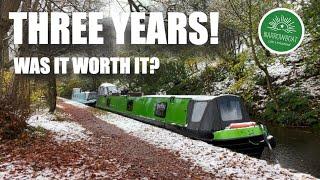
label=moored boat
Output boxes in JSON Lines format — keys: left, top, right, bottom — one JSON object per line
{"left": 71, "top": 88, "right": 97, "bottom": 106}
{"left": 95, "top": 93, "right": 276, "bottom": 158}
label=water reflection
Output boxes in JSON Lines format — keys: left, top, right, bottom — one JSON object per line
{"left": 261, "top": 126, "right": 320, "bottom": 178}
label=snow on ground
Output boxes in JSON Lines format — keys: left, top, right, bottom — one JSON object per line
{"left": 207, "top": 77, "right": 235, "bottom": 96}
{"left": 267, "top": 60, "right": 293, "bottom": 77}
{"left": 0, "top": 161, "right": 59, "bottom": 180}
{"left": 289, "top": 75, "right": 320, "bottom": 97}
{"left": 96, "top": 112, "right": 314, "bottom": 179}
{"left": 0, "top": 160, "right": 129, "bottom": 180}
{"left": 27, "top": 112, "right": 91, "bottom": 142}
{"left": 58, "top": 97, "right": 88, "bottom": 109}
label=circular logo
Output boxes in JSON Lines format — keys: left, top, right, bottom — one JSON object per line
{"left": 258, "top": 8, "right": 305, "bottom": 54}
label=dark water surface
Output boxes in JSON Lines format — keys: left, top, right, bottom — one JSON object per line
{"left": 261, "top": 126, "right": 320, "bottom": 178}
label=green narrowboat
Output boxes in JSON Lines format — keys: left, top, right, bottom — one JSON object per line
{"left": 96, "top": 94, "right": 276, "bottom": 158}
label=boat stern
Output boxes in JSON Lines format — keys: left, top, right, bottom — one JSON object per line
{"left": 212, "top": 123, "right": 276, "bottom": 158}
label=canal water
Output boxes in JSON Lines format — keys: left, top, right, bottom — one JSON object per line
{"left": 261, "top": 126, "right": 320, "bottom": 178}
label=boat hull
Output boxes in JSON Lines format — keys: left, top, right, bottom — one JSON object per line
{"left": 100, "top": 107, "right": 268, "bottom": 158}
{"left": 213, "top": 135, "right": 266, "bottom": 158}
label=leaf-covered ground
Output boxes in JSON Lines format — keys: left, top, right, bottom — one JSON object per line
{"left": 0, "top": 98, "right": 316, "bottom": 179}
{"left": 0, "top": 101, "right": 215, "bottom": 179}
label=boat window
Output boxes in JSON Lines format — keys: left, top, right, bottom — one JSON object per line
{"left": 127, "top": 100, "right": 134, "bottom": 111}
{"left": 106, "top": 98, "right": 111, "bottom": 107}
{"left": 219, "top": 100, "right": 243, "bottom": 121}
{"left": 98, "top": 87, "right": 104, "bottom": 96}
{"left": 191, "top": 102, "right": 207, "bottom": 122}
{"left": 154, "top": 102, "right": 167, "bottom": 118}
{"left": 88, "top": 92, "right": 97, "bottom": 100}
{"left": 109, "top": 86, "right": 118, "bottom": 94}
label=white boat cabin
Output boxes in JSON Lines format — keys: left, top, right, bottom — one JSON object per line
{"left": 98, "top": 83, "right": 120, "bottom": 96}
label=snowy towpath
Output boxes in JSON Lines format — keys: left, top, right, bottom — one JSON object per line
{"left": 61, "top": 98, "right": 315, "bottom": 179}
{"left": 0, "top": 100, "right": 216, "bottom": 179}
{"left": 54, "top": 99, "right": 217, "bottom": 179}
{"left": 1, "top": 98, "right": 315, "bottom": 179}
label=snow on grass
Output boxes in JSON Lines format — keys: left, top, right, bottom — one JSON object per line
{"left": 58, "top": 97, "right": 88, "bottom": 109}
{"left": 27, "top": 112, "right": 91, "bottom": 142}
{"left": 96, "top": 112, "right": 314, "bottom": 179}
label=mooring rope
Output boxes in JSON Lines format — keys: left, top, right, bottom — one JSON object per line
{"left": 259, "top": 124, "right": 280, "bottom": 164}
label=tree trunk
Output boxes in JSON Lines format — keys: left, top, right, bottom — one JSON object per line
{"left": 0, "top": 29, "right": 4, "bottom": 90}
{"left": 48, "top": 70, "right": 57, "bottom": 113}
{"left": 248, "top": 36, "right": 278, "bottom": 104}
{"left": 47, "top": 56, "right": 57, "bottom": 113}
{"left": 247, "top": 0, "right": 279, "bottom": 110}
{"left": 47, "top": 0, "right": 57, "bottom": 113}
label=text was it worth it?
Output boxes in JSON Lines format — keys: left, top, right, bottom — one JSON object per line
{"left": 13, "top": 57, "right": 160, "bottom": 75}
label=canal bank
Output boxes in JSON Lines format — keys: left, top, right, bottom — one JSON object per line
{"left": 61, "top": 98, "right": 316, "bottom": 179}
{"left": 2, "top": 97, "right": 315, "bottom": 179}
{"left": 262, "top": 125, "right": 320, "bottom": 178}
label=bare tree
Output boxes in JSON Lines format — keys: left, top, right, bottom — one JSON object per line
{"left": 213, "top": 0, "right": 281, "bottom": 108}
{"left": 40, "top": 0, "right": 104, "bottom": 112}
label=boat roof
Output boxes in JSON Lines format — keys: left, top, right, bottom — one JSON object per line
{"left": 100, "top": 83, "right": 117, "bottom": 87}
{"left": 144, "top": 94, "right": 239, "bottom": 101}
